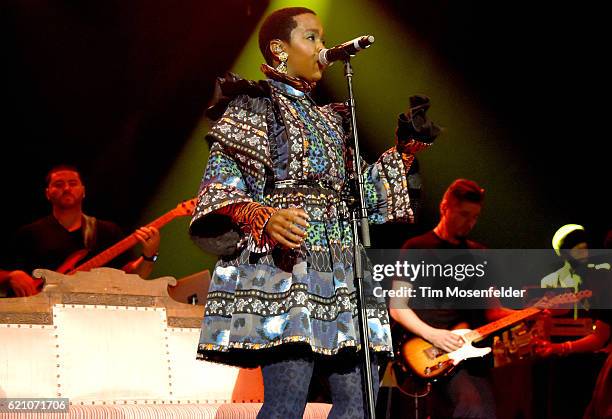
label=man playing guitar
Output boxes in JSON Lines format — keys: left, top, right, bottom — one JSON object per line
{"left": 1, "top": 165, "right": 160, "bottom": 297}
{"left": 389, "top": 179, "right": 513, "bottom": 419}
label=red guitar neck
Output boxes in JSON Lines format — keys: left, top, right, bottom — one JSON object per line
{"left": 69, "top": 209, "right": 179, "bottom": 274}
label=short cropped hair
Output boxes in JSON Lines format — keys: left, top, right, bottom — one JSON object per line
{"left": 442, "top": 178, "right": 485, "bottom": 206}
{"left": 258, "top": 7, "right": 316, "bottom": 65}
{"left": 45, "top": 165, "right": 82, "bottom": 186}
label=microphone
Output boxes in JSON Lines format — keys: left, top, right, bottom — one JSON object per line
{"left": 318, "top": 35, "right": 375, "bottom": 65}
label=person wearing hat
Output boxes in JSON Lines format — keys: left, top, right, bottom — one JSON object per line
{"left": 534, "top": 225, "right": 611, "bottom": 418}
{"left": 541, "top": 224, "right": 590, "bottom": 290}
{"left": 538, "top": 224, "right": 610, "bottom": 355}
{"left": 541, "top": 224, "right": 611, "bottom": 316}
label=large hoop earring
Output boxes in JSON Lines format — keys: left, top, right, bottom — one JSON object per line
{"left": 276, "top": 51, "right": 288, "bottom": 74}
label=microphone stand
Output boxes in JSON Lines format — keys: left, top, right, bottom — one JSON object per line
{"left": 342, "top": 57, "right": 376, "bottom": 419}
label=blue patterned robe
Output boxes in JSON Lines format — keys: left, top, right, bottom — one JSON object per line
{"left": 190, "top": 80, "right": 418, "bottom": 367}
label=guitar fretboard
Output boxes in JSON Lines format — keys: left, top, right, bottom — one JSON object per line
{"left": 465, "top": 307, "right": 541, "bottom": 342}
{"left": 69, "top": 209, "right": 180, "bottom": 274}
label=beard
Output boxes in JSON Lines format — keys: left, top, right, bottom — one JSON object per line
{"left": 568, "top": 255, "right": 589, "bottom": 268}
{"left": 52, "top": 193, "right": 82, "bottom": 209}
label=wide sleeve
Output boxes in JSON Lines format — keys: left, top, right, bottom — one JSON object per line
{"left": 361, "top": 148, "right": 418, "bottom": 224}
{"left": 330, "top": 96, "right": 439, "bottom": 225}
{"left": 365, "top": 95, "right": 440, "bottom": 223}
{"left": 189, "top": 94, "right": 274, "bottom": 255}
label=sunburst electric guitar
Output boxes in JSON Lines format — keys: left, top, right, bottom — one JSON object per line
{"left": 399, "top": 290, "right": 592, "bottom": 380}
{"left": 55, "top": 198, "right": 197, "bottom": 275}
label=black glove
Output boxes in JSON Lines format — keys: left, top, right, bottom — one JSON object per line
{"left": 397, "top": 95, "right": 441, "bottom": 145}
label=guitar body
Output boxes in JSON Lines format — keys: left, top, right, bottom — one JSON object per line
{"left": 400, "top": 329, "right": 491, "bottom": 379}
{"left": 397, "top": 291, "right": 590, "bottom": 380}
{"left": 391, "top": 359, "right": 435, "bottom": 397}
{"left": 56, "top": 249, "right": 89, "bottom": 274}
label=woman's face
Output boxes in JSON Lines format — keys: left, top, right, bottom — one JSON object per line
{"left": 281, "top": 13, "right": 326, "bottom": 82}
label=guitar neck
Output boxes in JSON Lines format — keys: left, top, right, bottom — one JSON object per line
{"left": 71, "top": 210, "right": 179, "bottom": 273}
{"left": 465, "top": 307, "right": 541, "bottom": 342}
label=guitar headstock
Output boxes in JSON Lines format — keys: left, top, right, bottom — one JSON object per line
{"left": 535, "top": 289, "right": 593, "bottom": 309}
{"left": 174, "top": 198, "right": 197, "bottom": 216}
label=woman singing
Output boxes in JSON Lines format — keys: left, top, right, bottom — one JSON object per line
{"left": 190, "top": 6, "right": 439, "bottom": 418}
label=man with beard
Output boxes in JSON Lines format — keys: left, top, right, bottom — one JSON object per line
{"left": 538, "top": 224, "right": 610, "bottom": 354}
{"left": 0, "top": 165, "right": 160, "bottom": 297}
{"left": 534, "top": 224, "right": 611, "bottom": 418}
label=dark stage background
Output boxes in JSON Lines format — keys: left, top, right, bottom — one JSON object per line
{"left": 1, "top": 1, "right": 609, "bottom": 277}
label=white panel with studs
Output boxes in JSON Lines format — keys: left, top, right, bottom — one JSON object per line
{"left": 53, "top": 304, "right": 170, "bottom": 402}
{"left": 0, "top": 323, "right": 57, "bottom": 398}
